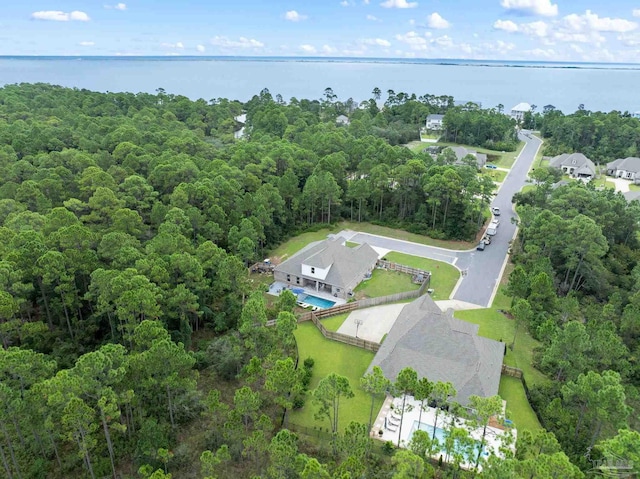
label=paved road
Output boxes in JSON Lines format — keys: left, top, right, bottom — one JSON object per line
{"left": 338, "top": 132, "right": 542, "bottom": 307}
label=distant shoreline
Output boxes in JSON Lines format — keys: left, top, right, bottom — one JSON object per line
{"left": 1, "top": 55, "right": 640, "bottom": 71}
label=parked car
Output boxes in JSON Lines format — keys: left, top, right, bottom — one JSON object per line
{"left": 491, "top": 207, "right": 501, "bottom": 216}
{"left": 476, "top": 241, "right": 486, "bottom": 251}
{"left": 485, "top": 164, "right": 498, "bottom": 170}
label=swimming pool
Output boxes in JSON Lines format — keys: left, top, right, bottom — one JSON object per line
{"left": 409, "top": 421, "right": 486, "bottom": 461}
{"left": 300, "top": 294, "right": 336, "bottom": 309}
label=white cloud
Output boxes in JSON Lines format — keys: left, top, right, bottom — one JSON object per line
{"left": 363, "top": 0, "right": 370, "bottom": 4}
{"left": 618, "top": 32, "right": 640, "bottom": 46}
{"left": 161, "top": 42, "right": 185, "bottom": 49}
{"left": 366, "top": 14, "right": 380, "bottom": 21}
{"left": 361, "top": 37, "right": 392, "bottom": 47}
{"left": 210, "top": 36, "right": 264, "bottom": 49}
{"left": 494, "top": 19, "right": 519, "bottom": 32}
{"left": 525, "top": 47, "right": 557, "bottom": 58}
{"left": 340, "top": 0, "right": 352, "bottom": 5}
{"left": 300, "top": 44, "right": 317, "bottom": 53}
{"left": 196, "top": 44, "right": 206, "bottom": 53}
{"left": 284, "top": 10, "right": 307, "bottom": 21}
{"left": 322, "top": 44, "right": 336, "bottom": 54}
{"left": 79, "top": 41, "right": 95, "bottom": 46}
{"left": 426, "top": 12, "right": 450, "bottom": 29}
{"left": 395, "top": 31, "right": 429, "bottom": 50}
{"left": 519, "top": 20, "right": 549, "bottom": 37}
{"left": 381, "top": 0, "right": 418, "bottom": 9}
{"left": 634, "top": 9, "right": 640, "bottom": 18}
{"left": 31, "top": 10, "right": 90, "bottom": 21}
{"left": 563, "top": 10, "right": 637, "bottom": 33}
{"left": 104, "top": 3, "right": 127, "bottom": 10}
{"left": 500, "top": 0, "right": 558, "bottom": 17}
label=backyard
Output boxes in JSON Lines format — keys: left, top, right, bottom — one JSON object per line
{"left": 354, "top": 269, "right": 420, "bottom": 298}
{"left": 383, "top": 251, "right": 459, "bottom": 301}
{"left": 289, "top": 322, "right": 382, "bottom": 433}
{"left": 409, "top": 140, "right": 526, "bottom": 169}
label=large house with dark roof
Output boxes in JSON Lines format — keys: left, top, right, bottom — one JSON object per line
{"left": 606, "top": 157, "right": 640, "bottom": 184}
{"left": 273, "top": 237, "right": 379, "bottom": 299}
{"left": 367, "top": 294, "right": 504, "bottom": 405}
{"left": 548, "top": 153, "right": 596, "bottom": 180}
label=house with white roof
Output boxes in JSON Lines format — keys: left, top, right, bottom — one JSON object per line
{"left": 510, "top": 102, "right": 531, "bottom": 122}
{"left": 425, "top": 114, "right": 444, "bottom": 130}
{"left": 273, "top": 237, "right": 379, "bottom": 299}
{"left": 336, "top": 115, "right": 350, "bottom": 126}
{"left": 606, "top": 157, "right": 640, "bottom": 184}
{"left": 549, "top": 153, "right": 597, "bottom": 180}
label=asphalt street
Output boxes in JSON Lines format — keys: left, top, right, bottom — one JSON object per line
{"left": 340, "top": 132, "right": 542, "bottom": 307}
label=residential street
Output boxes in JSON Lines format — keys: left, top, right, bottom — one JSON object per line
{"left": 338, "top": 132, "right": 543, "bottom": 308}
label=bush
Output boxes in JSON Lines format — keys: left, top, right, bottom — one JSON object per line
{"left": 382, "top": 441, "right": 395, "bottom": 455}
{"left": 303, "top": 357, "right": 315, "bottom": 369}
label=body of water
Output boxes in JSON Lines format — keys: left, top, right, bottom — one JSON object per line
{"left": 0, "top": 56, "right": 638, "bottom": 113}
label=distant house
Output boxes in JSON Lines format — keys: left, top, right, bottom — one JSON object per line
{"left": 454, "top": 100, "right": 482, "bottom": 110}
{"left": 606, "top": 157, "right": 640, "bottom": 184}
{"left": 549, "top": 153, "right": 597, "bottom": 180}
{"left": 425, "top": 114, "right": 444, "bottom": 130}
{"left": 444, "top": 146, "right": 487, "bottom": 169}
{"left": 336, "top": 115, "right": 350, "bottom": 126}
{"left": 367, "top": 294, "right": 504, "bottom": 406}
{"left": 510, "top": 102, "right": 531, "bottom": 121}
{"left": 632, "top": 112, "right": 640, "bottom": 119}
{"left": 273, "top": 237, "right": 379, "bottom": 299}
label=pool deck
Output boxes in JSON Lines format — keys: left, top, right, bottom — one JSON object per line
{"left": 267, "top": 281, "right": 347, "bottom": 308}
{"left": 372, "top": 394, "right": 515, "bottom": 469}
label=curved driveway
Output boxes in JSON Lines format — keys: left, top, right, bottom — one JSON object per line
{"left": 339, "top": 132, "right": 542, "bottom": 308}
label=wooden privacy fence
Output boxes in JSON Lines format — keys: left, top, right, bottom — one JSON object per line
{"left": 307, "top": 311, "right": 381, "bottom": 352}
{"left": 376, "top": 260, "right": 432, "bottom": 280}
{"left": 501, "top": 364, "right": 523, "bottom": 379}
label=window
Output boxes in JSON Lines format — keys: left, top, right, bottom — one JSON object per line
{"left": 286, "top": 274, "right": 290, "bottom": 282}
{"left": 296, "top": 277, "right": 300, "bottom": 284}
{"left": 337, "top": 288, "right": 341, "bottom": 292}
{"left": 311, "top": 267, "right": 315, "bottom": 274}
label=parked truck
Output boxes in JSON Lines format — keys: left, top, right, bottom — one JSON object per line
{"left": 486, "top": 219, "right": 500, "bottom": 236}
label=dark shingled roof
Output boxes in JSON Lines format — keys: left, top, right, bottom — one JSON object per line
{"left": 367, "top": 294, "right": 504, "bottom": 405}
{"left": 275, "top": 237, "right": 379, "bottom": 289}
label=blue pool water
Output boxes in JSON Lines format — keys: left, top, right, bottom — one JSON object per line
{"left": 300, "top": 294, "right": 336, "bottom": 309}
{"left": 410, "top": 421, "right": 487, "bottom": 461}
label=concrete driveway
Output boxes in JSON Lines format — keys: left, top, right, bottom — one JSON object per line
{"left": 337, "top": 132, "right": 542, "bottom": 308}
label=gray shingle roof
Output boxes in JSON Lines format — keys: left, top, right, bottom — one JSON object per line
{"left": 549, "top": 153, "right": 596, "bottom": 175}
{"left": 623, "top": 190, "right": 640, "bottom": 203}
{"left": 367, "top": 294, "right": 504, "bottom": 405}
{"left": 607, "top": 157, "right": 640, "bottom": 174}
{"left": 275, "top": 237, "right": 379, "bottom": 289}
{"left": 427, "top": 114, "right": 444, "bottom": 120}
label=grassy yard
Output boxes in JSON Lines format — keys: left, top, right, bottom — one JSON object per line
{"left": 499, "top": 376, "right": 541, "bottom": 432}
{"left": 591, "top": 177, "right": 616, "bottom": 189}
{"left": 321, "top": 313, "right": 349, "bottom": 332}
{"left": 481, "top": 169, "right": 508, "bottom": 184}
{"left": 628, "top": 183, "right": 640, "bottom": 191}
{"left": 354, "top": 269, "right": 420, "bottom": 298}
{"left": 383, "top": 251, "right": 459, "bottom": 301}
{"left": 289, "top": 322, "right": 381, "bottom": 433}
{"left": 455, "top": 307, "right": 548, "bottom": 432}
{"left": 269, "top": 228, "right": 337, "bottom": 261}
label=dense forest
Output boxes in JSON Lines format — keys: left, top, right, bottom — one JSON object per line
{"left": 0, "top": 82, "right": 639, "bottom": 478}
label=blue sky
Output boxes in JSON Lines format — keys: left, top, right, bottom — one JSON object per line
{"left": 2, "top": 0, "right": 640, "bottom": 62}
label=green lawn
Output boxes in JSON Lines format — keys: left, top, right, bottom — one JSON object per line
{"left": 455, "top": 307, "right": 547, "bottom": 432}
{"left": 481, "top": 169, "right": 508, "bottom": 184}
{"left": 321, "top": 313, "right": 349, "bottom": 332}
{"left": 499, "top": 376, "right": 541, "bottom": 432}
{"left": 628, "top": 183, "right": 640, "bottom": 191}
{"left": 383, "top": 252, "right": 459, "bottom": 301}
{"left": 591, "top": 177, "right": 616, "bottom": 189}
{"left": 354, "top": 269, "right": 420, "bottom": 298}
{"left": 289, "top": 322, "right": 382, "bottom": 433}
